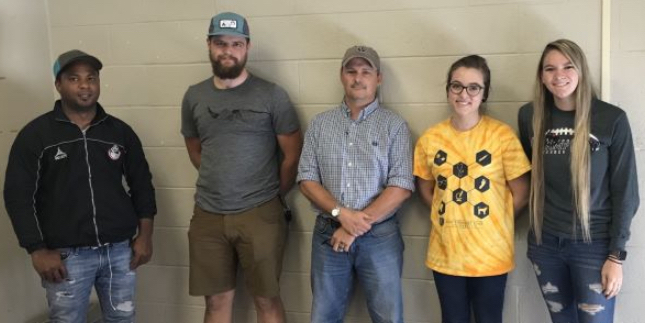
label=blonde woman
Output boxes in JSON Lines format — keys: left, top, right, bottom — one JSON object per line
{"left": 414, "top": 55, "right": 530, "bottom": 323}
{"left": 518, "top": 39, "right": 639, "bottom": 323}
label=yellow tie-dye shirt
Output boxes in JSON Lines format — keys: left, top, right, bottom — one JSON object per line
{"left": 413, "top": 116, "right": 531, "bottom": 277}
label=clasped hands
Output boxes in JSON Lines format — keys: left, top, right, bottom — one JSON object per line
{"left": 330, "top": 209, "right": 372, "bottom": 253}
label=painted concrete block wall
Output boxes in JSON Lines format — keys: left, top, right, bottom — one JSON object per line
{"left": 1, "top": 0, "right": 642, "bottom": 322}
{"left": 610, "top": 1, "right": 645, "bottom": 323}
{"left": 0, "top": 1, "right": 58, "bottom": 322}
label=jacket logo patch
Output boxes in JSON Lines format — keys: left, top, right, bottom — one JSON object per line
{"left": 108, "top": 145, "right": 121, "bottom": 161}
{"left": 54, "top": 147, "right": 68, "bottom": 161}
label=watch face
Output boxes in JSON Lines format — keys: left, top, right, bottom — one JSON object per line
{"left": 618, "top": 251, "right": 627, "bottom": 260}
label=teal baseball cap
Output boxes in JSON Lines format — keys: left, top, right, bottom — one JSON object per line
{"left": 208, "top": 12, "right": 250, "bottom": 38}
{"left": 53, "top": 49, "right": 102, "bottom": 78}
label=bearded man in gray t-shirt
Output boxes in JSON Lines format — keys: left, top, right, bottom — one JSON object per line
{"left": 180, "top": 12, "right": 302, "bottom": 323}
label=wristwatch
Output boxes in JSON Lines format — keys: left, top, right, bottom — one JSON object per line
{"left": 331, "top": 206, "right": 342, "bottom": 218}
{"left": 608, "top": 250, "right": 627, "bottom": 261}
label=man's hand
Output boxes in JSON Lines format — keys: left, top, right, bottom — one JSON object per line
{"left": 31, "top": 249, "right": 67, "bottom": 283}
{"left": 130, "top": 235, "right": 153, "bottom": 270}
{"left": 338, "top": 208, "right": 371, "bottom": 237}
{"left": 130, "top": 218, "right": 154, "bottom": 270}
{"left": 330, "top": 228, "right": 356, "bottom": 252}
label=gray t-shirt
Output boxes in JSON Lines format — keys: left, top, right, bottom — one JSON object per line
{"left": 181, "top": 74, "right": 300, "bottom": 214}
{"left": 518, "top": 99, "right": 639, "bottom": 250}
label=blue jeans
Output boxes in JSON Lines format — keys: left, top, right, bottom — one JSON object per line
{"left": 527, "top": 231, "right": 615, "bottom": 323}
{"left": 311, "top": 216, "right": 404, "bottom": 323}
{"left": 42, "top": 240, "right": 136, "bottom": 323}
{"left": 433, "top": 271, "right": 507, "bottom": 323}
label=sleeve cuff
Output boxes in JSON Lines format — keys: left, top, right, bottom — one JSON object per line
{"left": 387, "top": 178, "right": 415, "bottom": 192}
{"left": 609, "top": 239, "right": 627, "bottom": 252}
{"left": 138, "top": 213, "right": 156, "bottom": 219}
{"left": 296, "top": 173, "right": 320, "bottom": 184}
{"left": 26, "top": 242, "right": 48, "bottom": 254}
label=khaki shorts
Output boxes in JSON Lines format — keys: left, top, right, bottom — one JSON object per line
{"left": 188, "top": 197, "right": 287, "bottom": 297}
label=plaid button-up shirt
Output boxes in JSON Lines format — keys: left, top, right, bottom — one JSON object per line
{"left": 297, "top": 99, "right": 414, "bottom": 220}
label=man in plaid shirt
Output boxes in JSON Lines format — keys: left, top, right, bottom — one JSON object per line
{"left": 297, "top": 45, "right": 414, "bottom": 323}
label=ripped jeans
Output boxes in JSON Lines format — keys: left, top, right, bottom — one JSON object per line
{"left": 42, "top": 240, "right": 136, "bottom": 323}
{"left": 527, "top": 231, "right": 615, "bottom": 323}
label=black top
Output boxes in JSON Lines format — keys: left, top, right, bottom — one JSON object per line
{"left": 4, "top": 101, "right": 156, "bottom": 253}
{"left": 518, "top": 99, "right": 639, "bottom": 250}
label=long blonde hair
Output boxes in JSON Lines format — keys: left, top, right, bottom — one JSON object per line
{"left": 529, "top": 39, "right": 596, "bottom": 243}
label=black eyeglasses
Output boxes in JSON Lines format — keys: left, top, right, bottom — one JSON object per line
{"left": 449, "top": 82, "right": 484, "bottom": 96}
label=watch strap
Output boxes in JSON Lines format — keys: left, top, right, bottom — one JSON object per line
{"left": 608, "top": 249, "right": 627, "bottom": 261}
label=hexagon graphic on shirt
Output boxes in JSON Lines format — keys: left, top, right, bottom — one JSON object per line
{"left": 434, "top": 150, "right": 448, "bottom": 166}
{"left": 438, "top": 201, "right": 446, "bottom": 215}
{"left": 474, "top": 202, "right": 490, "bottom": 219}
{"left": 437, "top": 201, "right": 446, "bottom": 215}
{"left": 437, "top": 175, "right": 448, "bottom": 190}
{"left": 476, "top": 150, "right": 492, "bottom": 166}
{"left": 453, "top": 162, "right": 468, "bottom": 178}
{"left": 474, "top": 176, "right": 490, "bottom": 192}
{"left": 452, "top": 189, "right": 468, "bottom": 205}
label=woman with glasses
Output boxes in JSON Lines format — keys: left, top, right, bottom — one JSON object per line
{"left": 518, "top": 39, "right": 639, "bottom": 323}
{"left": 413, "top": 55, "right": 531, "bottom": 323}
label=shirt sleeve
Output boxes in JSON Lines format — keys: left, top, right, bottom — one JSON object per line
{"left": 3, "top": 126, "right": 47, "bottom": 253}
{"left": 181, "top": 87, "right": 199, "bottom": 138}
{"left": 123, "top": 124, "right": 157, "bottom": 219}
{"left": 607, "top": 112, "right": 640, "bottom": 251}
{"left": 501, "top": 125, "right": 532, "bottom": 181}
{"left": 296, "top": 118, "right": 321, "bottom": 183}
{"left": 271, "top": 85, "right": 300, "bottom": 135}
{"left": 386, "top": 120, "right": 415, "bottom": 191}
{"left": 413, "top": 132, "right": 433, "bottom": 180}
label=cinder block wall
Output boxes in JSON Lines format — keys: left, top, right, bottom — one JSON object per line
{"left": 1, "top": 0, "right": 643, "bottom": 322}
{"left": 609, "top": 1, "right": 645, "bottom": 322}
{"left": 0, "top": 1, "right": 57, "bottom": 322}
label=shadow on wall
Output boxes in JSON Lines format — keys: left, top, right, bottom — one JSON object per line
{"left": 245, "top": 14, "right": 359, "bottom": 106}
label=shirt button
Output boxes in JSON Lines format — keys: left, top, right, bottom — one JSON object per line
{"left": 349, "top": 142, "right": 353, "bottom": 146}
{"left": 348, "top": 162, "right": 352, "bottom": 167}
{"left": 346, "top": 183, "right": 351, "bottom": 188}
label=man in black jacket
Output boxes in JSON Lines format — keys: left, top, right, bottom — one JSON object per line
{"left": 3, "top": 49, "right": 156, "bottom": 323}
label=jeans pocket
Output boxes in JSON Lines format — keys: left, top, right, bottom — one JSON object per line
{"left": 59, "top": 247, "right": 78, "bottom": 261}
{"left": 570, "top": 239, "right": 609, "bottom": 270}
{"left": 314, "top": 216, "right": 333, "bottom": 235}
{"left": 110, "top": 239, "right": 132, "bottom": 251}
{"left": 369, "top": 217, "right": 399, "bottom": 238}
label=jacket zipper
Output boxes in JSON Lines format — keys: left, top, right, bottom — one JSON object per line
{"left": 82, "top": 127, "right": 103, "bottom": 246}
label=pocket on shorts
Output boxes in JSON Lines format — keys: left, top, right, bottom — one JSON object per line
{"left": 188, "top": 206, "right": 218, "bottom": 241}
{"left": 256, "top": 198, "right": 284, "bottom": 225}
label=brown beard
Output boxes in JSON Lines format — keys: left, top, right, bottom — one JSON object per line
{"left": 210, "top": 52, "right": 247, "bottom": 79}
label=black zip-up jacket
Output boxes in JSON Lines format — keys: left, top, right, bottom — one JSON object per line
{"left": 4, "top": 101, "right": 156, "bottom": 253}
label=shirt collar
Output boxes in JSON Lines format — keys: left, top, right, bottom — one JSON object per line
{"left": 53, "top": 100, "right": 108, "bottom": 125}
{"left": 340, "top": 99, "right": 380, "bottom": 122}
